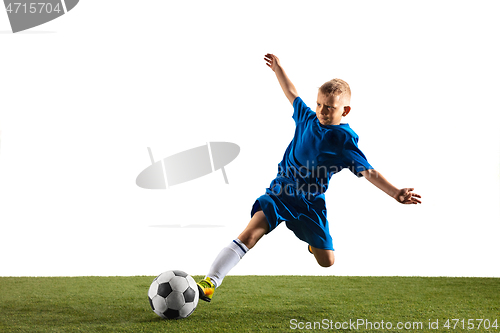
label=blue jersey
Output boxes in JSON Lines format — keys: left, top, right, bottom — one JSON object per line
{"left": 276, "top": 96, "right": 373, "bottom": 195}
{"left": 251, "top": 96, "right": 373, "bottom": 251}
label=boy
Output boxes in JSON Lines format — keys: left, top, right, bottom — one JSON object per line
{"left": 197, "top": 53, "right": 422, "bottom": 302}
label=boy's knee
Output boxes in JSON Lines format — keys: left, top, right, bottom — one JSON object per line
{"left": 320, "top": 257, "right": 335, "bottom": 267}
{"left": 316, "top": 252, "right": 335, "bottom": 267}
{"left": 238, "top": 234, "right": 254, "bottom": 248}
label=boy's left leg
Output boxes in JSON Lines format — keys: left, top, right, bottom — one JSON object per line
{"left": 309, "top": 245, "right": 335, "bottom": 267}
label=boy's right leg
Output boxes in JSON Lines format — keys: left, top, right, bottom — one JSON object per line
{"left": 198, "top": 210, "right": 269, "bottom": 302}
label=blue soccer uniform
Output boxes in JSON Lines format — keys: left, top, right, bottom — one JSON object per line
{"left": 251, "top": 96, "right": 373, "bottom": 251}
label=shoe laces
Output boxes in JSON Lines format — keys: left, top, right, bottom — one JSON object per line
{"left": 199, "top": 279, "right": 213, "bottom": 289}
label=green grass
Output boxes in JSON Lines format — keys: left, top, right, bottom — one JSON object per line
{"left": 0, "top": 276, "right": 498, "bottom": 332}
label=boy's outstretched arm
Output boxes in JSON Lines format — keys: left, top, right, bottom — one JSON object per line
{"left": 360, "top": 169, "right": 422, "bottom": 204}
{"left": 264, "top": 53, "right": 298, "bottom": 105}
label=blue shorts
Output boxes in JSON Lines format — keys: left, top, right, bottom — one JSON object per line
{"left": 251, "top": 177, "right": 334, "bottom": 251}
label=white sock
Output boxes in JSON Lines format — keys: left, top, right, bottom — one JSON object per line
{"left": 205, "top": 238, "right": 249, "bottom": 288}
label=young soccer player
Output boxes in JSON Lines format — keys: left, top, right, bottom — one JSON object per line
{"left": 197, "top": 53, "right": 422, "bottom": 302}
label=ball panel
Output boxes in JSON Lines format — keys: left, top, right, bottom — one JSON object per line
{"left": 179, "top": 302, "right": 195, "bottom": 318}
{"left": 193, "top": 290, "right": 199, "bottom": 307}
{"left": 148, "top": 297, "right": 155, "bottom": 311}
{"left": 157, "top": 282, "right": 173, "bottom": 298}
{"left": 166, "top": 291, "right": 185, "bottom": 310}
{"left": 164, "top": 308, "right": 180, "bottom": 319}
{"left": 186, "top": 275, "right": 199, "bottom": 307}
{"left": 172, "top": 270, "right": 188, "bottom": 277}
{"left": 169, "top": 276, "right": 188, "bottom": 292}
{"left": 183, "top": 287, "right": 196, "bottom": 303}
{"left": 148, "top": 280, "right": 159, "bottom": 299}
{"left": 186, "top": 275, "right": 197, "bottom": 288}
{"left": 185, "top": 275, "right": 199, "bottom": 304}
{"left": 152, "top": 295, "right": 167, "bottom": 313}
{"left": 156, "top": 270, "right": 175, "bottom": 284}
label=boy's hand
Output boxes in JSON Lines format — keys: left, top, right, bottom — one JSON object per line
{"left": 263, "top": 53, "right": 298, "bottom": 105}
{"left": 394, "top": 188, "right": 422, "bottom": 204}
{"left": 264, "top": 53, "right": 281, "bottom": 72}
{"left": 361, "top": 169, "right": 422, "bottom": 205}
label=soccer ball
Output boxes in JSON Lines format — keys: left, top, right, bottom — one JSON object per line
{"left": 148, "top": 270, "right": 199, "bottom": 319}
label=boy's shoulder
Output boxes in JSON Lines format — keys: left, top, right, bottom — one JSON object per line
{"left": 336, "top": 123, "right": 358, "bottom": 137}
{"left": 293, "top": 96, "right": 316, "bottom": 123}
{"left": 293, "top": 96, "right": 313, "bottom": 113}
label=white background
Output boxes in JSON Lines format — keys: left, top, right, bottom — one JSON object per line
{"left": 0, "top": 0, "right": 499, "bottom": 277}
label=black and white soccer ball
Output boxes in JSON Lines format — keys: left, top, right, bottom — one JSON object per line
{"left": 148, "top": 270, "right": 199, "bottom": 319}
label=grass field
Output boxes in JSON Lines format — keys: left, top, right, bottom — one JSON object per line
{"left": 0, "top": 276, "right": 499, "bottom": 332}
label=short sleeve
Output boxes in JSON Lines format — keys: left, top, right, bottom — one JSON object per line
{"left": 342, "top": 135, "right": 373, "bottom": 177}
{"left": 292, "top": 97, "right": 315, "bottom": 124}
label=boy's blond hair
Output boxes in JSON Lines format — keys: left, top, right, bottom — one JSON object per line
{"left": 319, "top": 79, "right": 351, "bottom": 105}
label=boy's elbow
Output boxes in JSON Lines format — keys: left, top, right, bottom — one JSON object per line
{"left": 360, "top": 169, "right": 376, "bottom": 178}
{"left": 287, "top": 91, "right": 298, "bottom": 105}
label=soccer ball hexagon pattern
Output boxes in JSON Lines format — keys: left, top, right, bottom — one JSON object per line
{"left": 148, "top": 270, "right": 199, "bottom": 319}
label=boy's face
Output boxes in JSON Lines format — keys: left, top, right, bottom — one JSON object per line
{"left": 316, "top": 92, "right": 351, "bottom": 126}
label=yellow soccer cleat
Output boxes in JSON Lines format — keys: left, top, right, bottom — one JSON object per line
{"left": 197, "top": 277, "right": 215, "bottom": 302}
